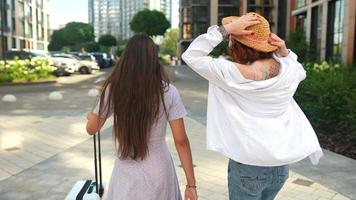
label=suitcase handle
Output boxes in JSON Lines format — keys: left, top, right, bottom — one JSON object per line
{"left": 93, "top": 130, "right": 104, "bottom": 197}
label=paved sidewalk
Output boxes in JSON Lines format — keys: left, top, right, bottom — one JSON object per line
{"left": 0, "top": 67, "right": 355, "bottom": 199}
{"left": 0, "top": 116, "right": 352, "bottom": 200}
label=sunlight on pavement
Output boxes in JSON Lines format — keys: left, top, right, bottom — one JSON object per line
{"left": 0, "top": 132, "right": 23, "bottom": 150}
{"left": 94, "top": 77, "right": 106, "bottom": 83}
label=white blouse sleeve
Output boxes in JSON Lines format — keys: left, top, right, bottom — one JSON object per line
{"left": 182, "top": 25, "right": 245, "bottom": 86}
{"left": 282, "top": 50, "right": 307, "bottom": 82}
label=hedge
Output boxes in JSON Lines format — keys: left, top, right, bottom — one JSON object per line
{"left": 0, "top": 58, "right": 54, "bottom": 83}
{"left": 294, "top": 61, "right": 356, "bottom": 139}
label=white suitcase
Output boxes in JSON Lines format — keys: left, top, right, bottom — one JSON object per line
{"left": 65, "top": 131, "right": 104, "bottom": 200}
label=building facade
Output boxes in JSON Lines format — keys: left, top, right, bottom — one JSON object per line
{"left": 89, "top": 0, "right": 172, "bottom": 40}
{"left": 179, "top": 0, "right": 356, "bottom": 64}
{"left": 0, "top": 0, "right": 50, "bottom": 56}
{"left": 289, "top": 0, "right": 355, "bottom": 64}
{"left": 88, "top": 0, "right": 121, "bottom": 41}
{"left": 179, "top": 0, "right": 287, "bottom": 58}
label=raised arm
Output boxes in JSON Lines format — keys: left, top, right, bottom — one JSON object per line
{"left": 182, "top": 14, "right": 260, "bottom": 84}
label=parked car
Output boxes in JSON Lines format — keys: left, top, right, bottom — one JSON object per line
{"left": 32, "top": 50, "right": 79, "bottom": 77}
{"left": 4, "top": 50, "right": 48, "bottom": 60}
{"left": 52, "top": 53, "right": 100, "bottom": 74}
{"left": 3, "top": 50, "right": 76, "bottom": 77}
{"left": 76, "top": 53, "right": 96, "bottom": 62}
{"left": 51, "top": 57, "right": 77, "bottom": 76}
{"left": 90, "top": 52, "right": 114, "bottom": 68}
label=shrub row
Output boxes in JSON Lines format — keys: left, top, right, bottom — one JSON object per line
{"left": 294, "top": 61, "right": 356, "bottom": 139}
{"left": 0, "top": 58, "right": 54, "bottom": 83}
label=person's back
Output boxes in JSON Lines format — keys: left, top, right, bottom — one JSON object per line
{"left": 86, "top": 34, "right": 198, "bottom": 200}
{"left": 182, "top": 12, "right": 322, "bottom": 200}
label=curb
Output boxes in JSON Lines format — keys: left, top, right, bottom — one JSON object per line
{"left": 0, "top": 79, "right": 58, "bottom": 86}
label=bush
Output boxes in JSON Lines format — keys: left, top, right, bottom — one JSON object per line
{"left": 294, "top": 62, "right": 356, "bottom": 139}
{"left": 0, "top": 57, "right": 54, "bottom": 83}
{"left": 210, "top": 40, "right": 228, "bottom": 58}
{"left": 286, "top": 28, "right": 319, "bottom": 63}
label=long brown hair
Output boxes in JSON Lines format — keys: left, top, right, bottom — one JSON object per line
{"left": 98, "top": 34, "right": 169, "bottom": 160}
{"left": 228, "top": 37, "right": 273, "bottom": 64}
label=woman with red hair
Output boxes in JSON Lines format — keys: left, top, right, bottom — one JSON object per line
{"left": 182, "top": 13, "right": 322, "bottom": 200}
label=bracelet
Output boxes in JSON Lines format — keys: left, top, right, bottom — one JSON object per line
{"left": 217, "top": 25, "right": 228, "bottom": 38}
{"left": 186, "top": 185, "right": 197, "bottom": 189}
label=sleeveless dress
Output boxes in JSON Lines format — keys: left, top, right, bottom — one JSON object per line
{"left": 93, "top": 84, "right": 187, "bottom": 200}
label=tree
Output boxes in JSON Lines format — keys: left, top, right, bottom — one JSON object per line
{"left": 84, "top": 42, "right": 101, "bottom": 52}
{"left": 63, "top": 22, "right": 95, "bottom": 50}
{"left": 130, "top": 9, "right": 170, "bottom": 36}
{"left": 161, "top": 28, "right": 178, "bottom": 57}
{"left": 48, "top": 29, "right": 68, "bottom": 51}
{"left": 98, "top": 34, "right": 117, "bottom": 47}
{"left": 210, "top": 41, "right": 229, "bottom": 58}
{"left": 48, "top": 22, "right": 95, "bottom": 51}
{"left": 115, "top": 38, "right": 128, "bottom": 57}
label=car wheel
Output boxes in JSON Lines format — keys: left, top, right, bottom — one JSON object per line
{"left": 79, "top": 66, "right": 90, "bottom": 74}
{"left": 54, "top": 71, "right": 65, "bottom": 77}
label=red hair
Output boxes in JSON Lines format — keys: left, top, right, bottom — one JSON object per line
{"left": 228, "top": 38, "right": 273, "bottom": 64}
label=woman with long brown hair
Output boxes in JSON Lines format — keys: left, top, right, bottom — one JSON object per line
{"left": 182, "top": 13, "right": 322, "bottom": 200}
{"left": 86, "top": 34, "right": 197, "bottom": 200}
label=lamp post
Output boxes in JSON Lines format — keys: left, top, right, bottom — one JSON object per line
{"left": 0, "top": 0, "right": 6, "bottom": 61}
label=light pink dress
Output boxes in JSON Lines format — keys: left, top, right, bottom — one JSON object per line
{"left": 94, "top": 84, "right": 186, "bottom": 200}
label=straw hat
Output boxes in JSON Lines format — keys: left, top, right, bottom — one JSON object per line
{"left": 222, "top": 13, "right": 278, "bottom": 53}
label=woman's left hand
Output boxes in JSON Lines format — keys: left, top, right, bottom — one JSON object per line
{"left": 268, "top": 33, "right": 289, "bottom": 57}
{"left": 184, "top": 187, "right": 198, "bottom": 200}
{"left": 224, "top": 14, "right": 260, "bottom": 36}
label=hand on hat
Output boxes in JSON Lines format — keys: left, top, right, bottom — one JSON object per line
{"left": 223, "top": 14, "right": 260, "bottom": 36}
{"left": 268, "top": 33, "right": 289, "bottom": 57}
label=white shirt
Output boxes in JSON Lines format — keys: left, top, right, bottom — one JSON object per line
{"left": 182, "top": 26, "right": 323, "bottom": 167}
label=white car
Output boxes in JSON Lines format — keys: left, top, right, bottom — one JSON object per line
{"left": 29, "top": 50, "right": 76, "bottom": 76}
{"left": 51, "top": 57, "right": 78, "bottom": 76}
{"left": 53, "top": 54, "right": 100, "bottom": 74}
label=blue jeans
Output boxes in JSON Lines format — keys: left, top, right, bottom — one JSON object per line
{"left": 228, "top": 159, "right": 289, "bottom": 200}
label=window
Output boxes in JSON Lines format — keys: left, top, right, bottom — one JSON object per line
{"left": 20, "top": 39, "right": 26, "bottom": 49}
{"left": 183, "top": 24, "right": 191, "bottom": 39}
{"left": 326, "top": 0, "right": 344, "bottom": 61}
{"left": 12, "top": 37, "right": 17, "bottom": 49}
{"left": 11, "top": 17, "right": 15, "bottom": 33}
{"left": 277, "top": 0, "right": 287, "bottom": 39}
{"left": 296, "top": 12, "right": 307, "bottom": 31}
{"left": 297, "top": 0, "right": 307, "bottom": 8}
{"left": 310, "top": 6, "right": 322, "bottom": 57}
{"left": 19, "top": 20, "right": 25, "bottom": 37}
{"left": 182, "top": 7, "right": 190, "bottom": 23}
{"left": 246, "top": 0, "right": 274, "bottom": 24}
{"left": 218, "top": 1, "right": 239, "bottom": 25}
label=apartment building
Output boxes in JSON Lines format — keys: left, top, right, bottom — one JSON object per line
{"left": 289, "top": 0, "right": 355, "bottom": 64}
{"left": 0, "top": 0, "right": 50, "bottom": 56}
{"left": 88, "top": 0, "right": 121, "bottom": 40}
{"left": 179, "top": 0, "right": 355, "bottom": 64}
{"left": 179, "top": 0, "right": 287, "bottom": 57}
{"left": 89, "top": 0, "right": 172, "bottom": 40}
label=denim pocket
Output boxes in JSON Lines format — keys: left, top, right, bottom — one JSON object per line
{"left": 229, "top": 161, "right": 269, "bottom": 195}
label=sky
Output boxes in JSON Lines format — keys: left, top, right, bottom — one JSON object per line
{"left": 48, "top": 0, "right": 180, "bottom": 30}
